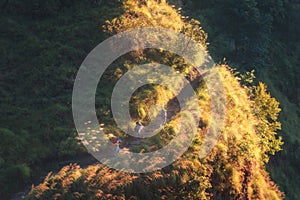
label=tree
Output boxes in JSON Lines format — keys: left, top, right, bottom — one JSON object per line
{"left": 252, "top": 82, "right": 283, "bottom": 162}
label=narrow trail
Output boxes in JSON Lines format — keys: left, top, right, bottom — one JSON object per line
{"left": 11, "top": 105, "right": 195, "bottom": 200}
{"left": 12, "top": 72, "right": 204, "bottom": 199}
{"left": 121, "top": 98, "right": 180, "bottom": 153}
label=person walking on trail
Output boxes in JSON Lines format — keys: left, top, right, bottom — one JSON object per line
{"left": 160, "top": 108, "right": 167, "bottom": 125}
{"left": 114, "top": 138, "right": 122, "bottom": 153}
{"left": 134, "top": 121, "right": 144, "bottom": 136}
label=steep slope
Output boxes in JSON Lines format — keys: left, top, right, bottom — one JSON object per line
{"left": 25, "top": 1, "right": 284, "bottom": 199}
{"left": 183, "top": 1, "right": 300, "bottom": 198}
{"left": 25, "top": 66, "right": 283, "bottom": 200}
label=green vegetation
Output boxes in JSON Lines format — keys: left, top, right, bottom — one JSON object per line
{"left": 0, "top": 0, "right": 299, "bottom": 199}
{"left": 0, "top": 0, "right": 122, "bottom": 197}
{"left": 183, "top": 1, "right": 300, "bottom": 198}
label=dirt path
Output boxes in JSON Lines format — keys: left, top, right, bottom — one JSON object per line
{"left": 11, "top": 97, "right": 182, "bottom": 200}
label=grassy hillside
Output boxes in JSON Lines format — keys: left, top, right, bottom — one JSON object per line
{"left": 0, "top": 0, "right": 298, "bottom": 199}
{"left": 26, "top": 0, "right": 284, "bottom": 199}
{"left": 183, "top": 0, "right": 300, "bottom": 198}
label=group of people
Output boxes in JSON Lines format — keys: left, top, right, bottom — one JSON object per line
{"left": 114, "top": 108, "right": 167, "bottom": 154}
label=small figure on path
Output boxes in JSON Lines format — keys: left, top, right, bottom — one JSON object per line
{"left": 114, "top": 138, "right": 122, "bottom": 153}
{"left": 134, "top": 121, "right": 144, "bottom": 136}
{"left": 160, "top": 108, "right": 167, "bottom": 125}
